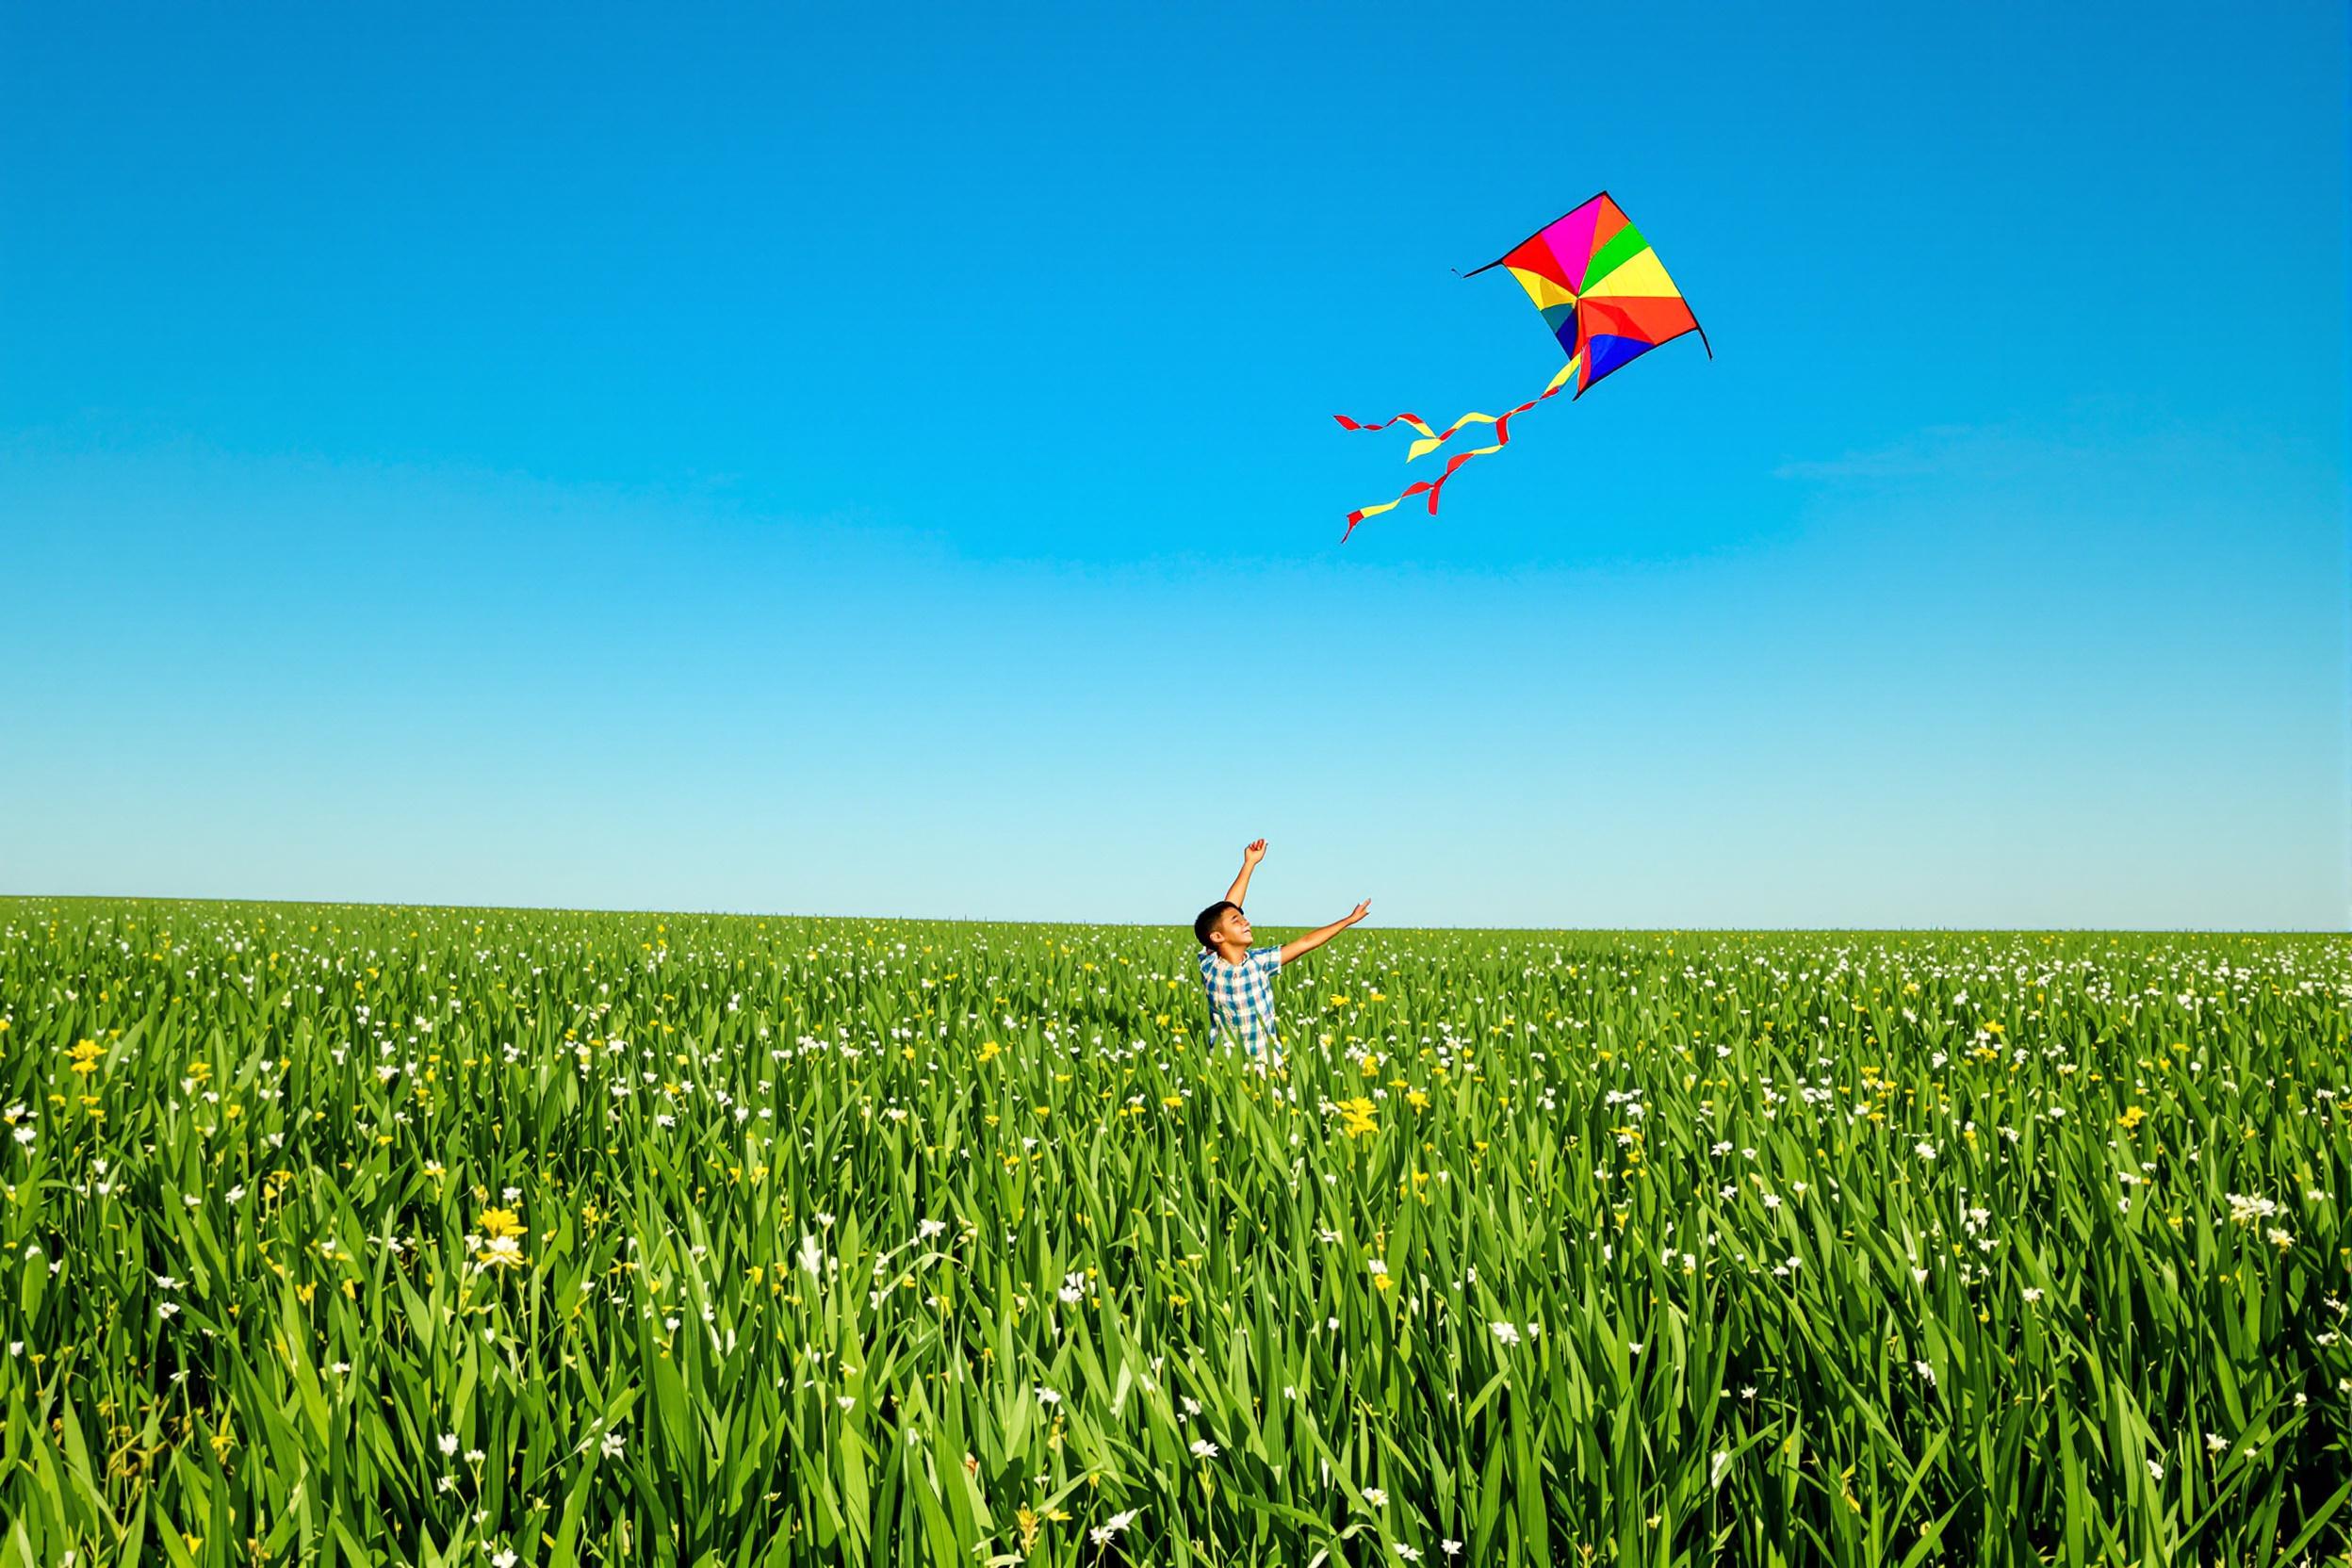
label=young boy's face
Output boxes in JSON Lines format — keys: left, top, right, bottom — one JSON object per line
{"left": 1210, "top": 906, "right": 1252, "bottom": 949}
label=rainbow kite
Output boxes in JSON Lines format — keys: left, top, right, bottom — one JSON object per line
{"left": 1338, "top": 191, "right": 1709, "bottom": 539}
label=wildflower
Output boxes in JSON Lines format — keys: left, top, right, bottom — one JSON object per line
{"left": 1442, "top": 1541, "right": 1462, "bottom": 1558}
{"left": 798, "top": 1234, "right": 825, "bottom": 1279}
{"left": 477, "top": 1233, "right": 525, "bottom": 1269}
{"left": 1189, "top": 1439, "right": 1219, "bottom": 1460}
{"left": 1915, "top": 1141, "right": 1936, "bottom": 1161}
{"left": 439, "top": 1433, "right": 459, "bottom": 1457}
{"left": 1364, "top": 1486, "right": 1389, "bottom": 1506}
{"left": 1490, "top": 1321, "right": 1521, "bottom": 1346}
{"left": 1035, "top": 1385, "right": 1062, "bottom": 1407}
{"left": 2204, "top": 1432, "right": 2229, "bottom": 1455}
{"left": 1088, "top": 1508, "right": 1140, "bottom": 1547}
{"left": 2226, "top": 1193, "right": 2278, "bottom": 1225}
{"left": 1915, "top": 1361, "right": 1936, "bottom": 1387}
{"left": 599, "top": 1430, "right": 626, "bottom": 1460}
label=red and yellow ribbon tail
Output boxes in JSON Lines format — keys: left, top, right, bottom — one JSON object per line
{"left": 1400, "top": 356, "right": 1580, "bottom": 460}
{"left": 1339, "top": 356, "right": 1580, "bottom": 541}
{"left": 1342, "top": 485, "right": 1432, "bottom": 542}
{"left": 1419, "top": 434, "right": 1507, "bottom": 510}
{"left": 1335, "top": 405, "right": 1494, "bottom": 460}
{"left": 1331, "top": 411, "right": 1438, "bottom": 439}
{"left": 1345, "top": 435, "right": 1501, "bottom": 540}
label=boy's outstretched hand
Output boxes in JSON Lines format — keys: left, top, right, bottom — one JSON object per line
{"left": 1279, "top": 898, "right": 1375, "bottom": 967}
{"left": 1226, "top": 840, "right": 1268, "bottom": 906}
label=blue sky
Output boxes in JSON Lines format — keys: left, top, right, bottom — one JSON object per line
{"left": 3, "top": 0, "right": 2344, "bottom": 928}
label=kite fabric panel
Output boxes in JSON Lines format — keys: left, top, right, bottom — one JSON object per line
{"left": 1335, "top": 190, "right": 1708, "bottom": 538}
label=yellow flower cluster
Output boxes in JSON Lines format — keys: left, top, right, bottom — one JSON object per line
{"left": 476, "top": 1207, "right": 528, "bottom": 1268}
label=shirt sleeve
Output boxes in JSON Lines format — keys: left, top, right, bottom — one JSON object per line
{"left": 1252, "top": 945, "right": 1282, "bottom": 975}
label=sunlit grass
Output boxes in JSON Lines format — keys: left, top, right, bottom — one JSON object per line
{"left": 2, "top": 899, "right": 2347, "bottom": 1565}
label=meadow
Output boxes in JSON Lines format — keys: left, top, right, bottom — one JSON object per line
{"left": 1, "top": 898, "right": 2347, "bottom": 1567}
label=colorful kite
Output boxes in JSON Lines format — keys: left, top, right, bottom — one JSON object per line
{"left": 1338, "top": 191, "right": 1709, "bottom": 539}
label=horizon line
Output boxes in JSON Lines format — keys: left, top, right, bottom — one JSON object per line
{"left": 3, "top": 890, "right": 2342, "bottom": 939}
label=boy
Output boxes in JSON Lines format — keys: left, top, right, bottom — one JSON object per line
{"left": 1194, "top": 838, "right": 1371, "bottom": 1067}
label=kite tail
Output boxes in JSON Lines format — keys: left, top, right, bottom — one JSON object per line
{"left": 1343, "top": 431, "right": 1506, "bottom": 541}
{"left": 1339, "top": 356, "right": 1580, "bottom": 540}
{"left": 1332, "top": 412, "right": 1438, "bottom": 439}
{"left": 1335, "top": 356, "right": 1580, "bottom": 465}
{"left": 1342, "top": 485, "right": 1431, "bottom": 542}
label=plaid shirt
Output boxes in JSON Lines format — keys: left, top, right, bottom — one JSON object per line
{"left": 1199, "top": 945, "right": 1283, "bottom": 1058}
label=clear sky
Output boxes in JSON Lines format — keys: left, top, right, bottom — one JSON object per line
{"left": 3, "top": 1, "right": 2345, "bottom": 929}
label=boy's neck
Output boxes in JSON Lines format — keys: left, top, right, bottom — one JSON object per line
{"left": 1213, "top": 939, "right": 1250, "bottom": 965}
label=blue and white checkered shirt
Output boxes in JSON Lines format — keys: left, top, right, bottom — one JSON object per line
{"left": 1199, "top": 945, "right": 1282, "bottom": 1059}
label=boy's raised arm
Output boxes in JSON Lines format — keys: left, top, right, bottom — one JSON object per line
{"left": 1279, "top": 900, "right": 1371, "bottom": 967}
{"left": 1225, "top": 839, "right": 1267, "bottom": 906}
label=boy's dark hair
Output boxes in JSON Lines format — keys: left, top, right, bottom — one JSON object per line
{"left": 1194, "top": 901, "right": 1238, "bottom": 948}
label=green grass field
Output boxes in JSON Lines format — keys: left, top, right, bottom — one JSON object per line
{"left": 2, "top": 899, "right": 2347, "bottom": 1566}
